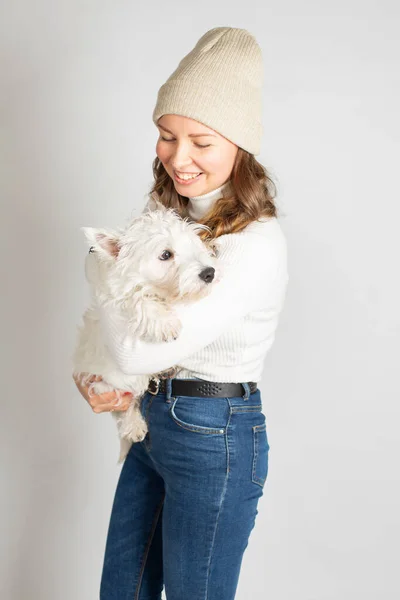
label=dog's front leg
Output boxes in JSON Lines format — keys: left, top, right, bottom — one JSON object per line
{"left": 132, "top": 298, "right": 182, "bottom": 343}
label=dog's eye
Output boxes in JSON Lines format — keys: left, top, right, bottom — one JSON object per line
{"left": 89, "top": 246, "right": 95, "bottom": 254}
{"left": 159, "top": 250, "right": 173, "bottom": 261}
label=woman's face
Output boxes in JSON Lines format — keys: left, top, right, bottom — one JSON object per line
{"left": 155, "top": 114, "right": 238, "bottom": 196}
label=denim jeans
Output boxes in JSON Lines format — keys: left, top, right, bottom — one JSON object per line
{"left": 99, "top": 379, "right": 270, "bottom": 600}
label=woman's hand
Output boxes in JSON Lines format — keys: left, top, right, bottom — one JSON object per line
{"left": 72, "top": 373, "right": 133, "bottom": 413}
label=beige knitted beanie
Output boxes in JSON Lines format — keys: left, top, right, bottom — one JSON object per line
{"left": 152, "top": 27, "right": 263, "bottom": 155}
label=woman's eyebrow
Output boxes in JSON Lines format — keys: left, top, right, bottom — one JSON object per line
{"left": 158, "top": 125, "right": 216, "bottom": 137}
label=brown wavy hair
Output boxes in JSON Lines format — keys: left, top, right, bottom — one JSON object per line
{"left": 149, "top": 148, "right": 279, "bottom": 241}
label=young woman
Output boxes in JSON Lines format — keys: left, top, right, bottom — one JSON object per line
{"left": 74, "top": 27, "right": 289, "bottom": 600}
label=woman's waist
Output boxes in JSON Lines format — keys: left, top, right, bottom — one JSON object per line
{"left": 174, "top": 362, "right": 265, "bottom": 383}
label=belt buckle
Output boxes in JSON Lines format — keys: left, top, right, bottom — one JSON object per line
{"left": 148, "top": 377, "right": 160, "bottom": 395}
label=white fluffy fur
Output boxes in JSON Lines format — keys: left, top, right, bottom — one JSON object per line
{"left": 72, "top": 200, "right": 220, "bottom": 463}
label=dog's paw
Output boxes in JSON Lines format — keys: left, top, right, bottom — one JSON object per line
{"left": 160, "top": 317, "right": 182, "bottom": 342}
{"left": 129, "top": 422, "right": 148, "bottom": 443}
{"left": 141, "top": 316, "right": 182, "bottom": 343}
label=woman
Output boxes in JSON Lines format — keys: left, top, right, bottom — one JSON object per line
{"left": 74, "top": 26, "right": 289, "bottom": 600}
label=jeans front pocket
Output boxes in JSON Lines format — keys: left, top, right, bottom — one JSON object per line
{"left": 169, "top": 395, "right": 228, "bottom": 435}
{"left": 252, "top": 422, "right": 269, "bottom": 487}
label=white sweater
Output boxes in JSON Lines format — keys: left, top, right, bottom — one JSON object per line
{"left": 97, "top": 181, "right": 289, "bottom": 382}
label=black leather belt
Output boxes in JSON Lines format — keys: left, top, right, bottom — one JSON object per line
{"left": 147, "top": 378, "right": 257, "bottom": 397}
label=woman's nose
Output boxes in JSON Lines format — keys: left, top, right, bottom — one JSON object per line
{"left": 170, "top": 144, "right": 193, "bottom": 168}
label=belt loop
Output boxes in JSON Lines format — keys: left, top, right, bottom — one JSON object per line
{"left": 165, "top": 377, "right": 173, "bottom": 402}
{"left": 241, "top": 382, "right": 250, "bottom": 401}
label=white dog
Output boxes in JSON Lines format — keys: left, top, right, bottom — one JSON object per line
{"left": 72, "top": 201, "right": 220, "bottom": 463}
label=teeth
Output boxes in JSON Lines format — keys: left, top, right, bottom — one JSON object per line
{"left": 176, "top": 172, "right": 201, "bottom": 180}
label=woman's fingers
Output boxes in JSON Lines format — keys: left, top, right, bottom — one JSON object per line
{"left": 89, "top": 389, "right": 133, "bottom": 414}
{"left": 92, "top": 400, "right": 132, "bottom": 413}
{"left": 73, "top": 372, "right": 133, "bottom": 413}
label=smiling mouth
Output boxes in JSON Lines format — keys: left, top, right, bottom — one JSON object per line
{"left": 174, "top": 171, "right": 203, "bottom": 183}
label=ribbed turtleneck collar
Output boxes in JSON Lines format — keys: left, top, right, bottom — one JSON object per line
{"left": 187, "top": 180, "right": 232, "bottom": 221}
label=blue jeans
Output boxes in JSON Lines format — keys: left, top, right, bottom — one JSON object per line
{"left": 99, "top": 379, "right": 270, "bottom": 600}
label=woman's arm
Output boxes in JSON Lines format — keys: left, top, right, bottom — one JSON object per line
{"left": 98, "top": 225, "right": 288, "bottom": 375}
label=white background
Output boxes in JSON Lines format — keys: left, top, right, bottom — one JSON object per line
{"left": 1, "top": 1, "right": 399, "bottom": 599}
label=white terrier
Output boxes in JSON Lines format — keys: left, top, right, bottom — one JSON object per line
{"left": 72, "top": 201, "right": 220, "bottom": 463}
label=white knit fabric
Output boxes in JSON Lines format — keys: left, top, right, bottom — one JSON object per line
{"left": 97, "top": 184, "right": 289, "bottom": 383}
{"left": 152, "top": 27, "right": 264, "bottom": 155}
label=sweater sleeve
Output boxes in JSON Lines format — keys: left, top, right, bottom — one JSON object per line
{"left": 97, "top": 227, "right": 286, "bottom": 375}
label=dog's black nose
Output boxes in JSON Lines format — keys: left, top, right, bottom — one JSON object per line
{"left": 198, "top": 266, "right": 215, "bottom": 283}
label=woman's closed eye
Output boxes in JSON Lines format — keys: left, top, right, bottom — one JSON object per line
{"left": 160, "top": 136, "right": 211, "bottom": 149}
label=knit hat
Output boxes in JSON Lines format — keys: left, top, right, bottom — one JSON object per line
{"left": 152, "top": 27, "right": 263, "bottom": 155}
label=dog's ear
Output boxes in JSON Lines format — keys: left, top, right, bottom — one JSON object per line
{"left": 148, "top": 193, "right": 168, "bottom": 213}
{"left": 81, "top": 227, "right": 121, "bottom": 259}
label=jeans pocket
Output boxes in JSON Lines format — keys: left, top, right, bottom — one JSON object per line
{"left": 168, "top": 396, "right": 228, "bottom": 435}
{"left": 252, "top": 422, "right": 269, "bottom": 487}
